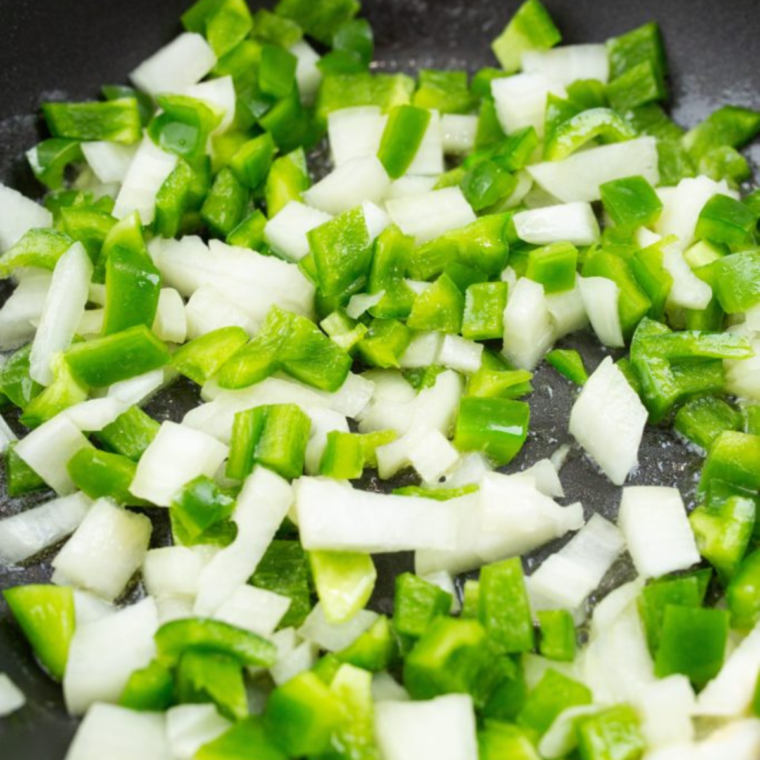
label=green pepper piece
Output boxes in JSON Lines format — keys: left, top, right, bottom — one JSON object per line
{"left": 309, "top": 551, "right": 376, "bottom": 624}
{"left": 5, "top": 444, "right": 47, "bottom": 497}
{"left": 201, "top": 167, "right": 249, "bottom": 238}
{"left": 462, "top": 282, "right": 507, "bottom": 341}
{"left": 67, "top": 448, "right": 147, "bottom": 506}
{"left": 475, "top": 98, "right": 506, "bottom": 149}
{"left": 155, "top": 159, "right": 194, "bottom": 239}
{"left": 207, "top": 0, "right": 254, "bottom": 57}
{"left": 545, "top": 108, "right": 636, "bottom": 161}
{"left": 607, "top": 61, "right": 664, "bottom": 113}
{"left": 461, "top": 160, "right": 517, "bottom": 212}
{"left": 576, "top": 704, "right": 645, "bottom": 760}
{"left": 478, "top": 720, "right": 539, "bottom": 760}
{"left": 413, "top": 69, "right": 476, "bottom": 114}
{"left": 3, "top": 584, "right": 75, "bottom": 681}
{"left": 357, "top": 319, "right": 411, "bottom": 368}
{"left": 674, "top": 396, "right": 743, "bottom": 451}
{"left": 366, "top": 225, "right": 416, "bottom": 319}
{"left": 95, "top": 406, "right": 160, "bottom": 461}
{"left": 172, "top": 326, "right": 249, "bottom": 386}
{"left": 274, "top": 0, "right": 360, "bottom": 45}
{"left": 119, "top": 660, "right": 175, "bottom": 711}
{"left": 156, "top": 617, "right": 277, "bottom": 668}
{"left": 699, "top": 145, "right": 752, "bottom": 186}
{"left": 101, "top": 84, "right": 155, "bottom": 127}
{"left": 455, "top": 397, "right": 530, "bottom": 465}
{"left": 727, "top": 549, "right": 760, "bottom": 630}
{"left": 20, "top": 354, "right": 88, "bottom": 429}
{"left": 517, "top": 669, "right": 592, "bottom": 739}
{"left": 607, "top": 21, "right": 666, "bottom": 97}
{"left": 0, "top": 228, "right": 74, "bottom": 278}
{"left": 701, "top": 250, "right": 760, "bottom": 313}
{"left": 65, "top": 325, "right": 170, "bottom": 387}
{"left": 394, "top": 484, "right": 479, "bottom": 500}
{"left": 461, "top": 580, "right": 480, "bottom": 619}
{"left": 26, "top": 138, "right": 83, "bottom": 190}
{"left": 336, "top": 615, "right": 397, "bottom": 673}
{"left": 567, "top": 79, "right": 608, "bottom": 109}
{"left": 42, "top": 98, "right": 142, "bottom": 144}
{"left": 252, "top": 9, "right": 302, "bottom": 47}
{"left": 537, "top": 609, "right": 577, "bottom": 662}
{"left": 546, "top": 349, "right": 588, "bottom": 385}
{"left": 466, "top": 364, "right": 534, "bottom": 400}
{"left": 60, "top": 205, "right": 117, "bottom": 266}
{"left": 654, "top": 606, "right": 729, "bottom": 687}
{"left": 491, "top": 0, "right": 561, "bottom": 73}
{"left": 265, "top": 149, "right": 310, "bottom": 217}
{"left": 393, "top": 573, "right": 453, "bottom": 639}
{"left": 600, "top": 175, "right": 663, "bottom": 231}
{"left": 259, "top": 44, "right": 298, "bottom": 99}
{"left": 699, "top": 431, "right": 760, "bottom": 494}
{"left": 177, "top": 649, "right": 248, "bottom": 721}
{"left": 196, "top": 716, "right": 287, "bottom": 760}
{"left": 315, "top": 72, "right": 415, "bottom": 125}
{"left": 229, "top": 134, "right": 278, "bottom": 190}
{"left": 170, "top": 475, "right": 237, "bottom": 547}
{"left": 526, "top": 241, "right": 578, "bottom": 293}
{"left": 377, "top": 105, "right": 431, "bottom": 179}
{"left": 319, "top": 431, "right": 365, "bottom": 479}
{"left": 629, "top": 236, "right": 673, "bottom": 320}
{"left": 320, "top": 311, "right": 368, "bottom": 353}
{"left": 407, "top": 274, "right": 464, "bottom": 333}
{"left": 265, "top": 671, "right": 342, "bottom": 756}
{"left": 227, "top": 210, "right": 268, "bottom": 250}
{"left": 0, "top": 344, "right": 43, "bottom": 410}
{"left": 696, "top": 193, "right": 758, "bottom": 248}
{"left": 479, "top": 557, "right": 534, "bottom": 653}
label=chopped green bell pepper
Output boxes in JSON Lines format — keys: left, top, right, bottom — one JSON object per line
{"left": 455, "top": 397, "right": 530, "bottom": 465}
{"left": 42, "top": 98, "right": 142, "bottom": 144}
{"left": 491, "top": 0, "right": 561, "bottom": 73}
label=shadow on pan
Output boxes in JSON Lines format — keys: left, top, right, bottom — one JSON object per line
{"left": 0, "top": 0, "right": 758, "bottom": 756}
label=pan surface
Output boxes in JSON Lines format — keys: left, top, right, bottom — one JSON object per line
{"left": 0, "top": 0, "right": 759, "bottom": 756}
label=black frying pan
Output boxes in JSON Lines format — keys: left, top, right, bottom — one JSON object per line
{"left": 1, "top": 1, "right": 759, "bottom": 756}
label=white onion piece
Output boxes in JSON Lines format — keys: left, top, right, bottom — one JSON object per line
{"left": 185, "top": 284, "right": 255, "bottom": 339}
{"left": 528, "top": 137, "right": 659, "bottom": 202}
{"left": 130, "top": 32, "right": 216, "bottom": 96}
{"left": 375, "top": 695, "right": 478, "bottom": 760}
{"left": 166, "top": 705, "right": 231, "bottom": 760}
{"left": 264, "top": 201, "right": 332, "bottom": 262}
{"left": 305, "top": 407, "right": 350, "bottom": 475}
{"left": 398, "top": 332, "right": 444, "bottom": 369}
{"left": 130, "top": 422, "right": 228, "bottom": 507}
{"left": 579, "top": 276, "right": 625, "bottom": 348}
{"left": 151, "top": 288, "right": 187, "bottom": 344}
{"left": 30, "top": 242, "right": 92, "bottom": 385}
{"left": 0, "top": 492, "right": 92, "bottom": 564}
{"left": 156, "top": 596, "right": 195, "bottom": 625}
{"left": 299, "top": 603, "right": 377, "bottom": 652}
{"left": 372, "top": 673, "right": 410, "bottom": 703}
{"left": 441, "top": 114, "right": 478, "bottom": 155}
{"left": 438, "top": 334, "right": 483, "bottom": 374}
{"left": 81, "top": 142, "right": 138, "bottom": 184}
{"left": 0, "top": 673, "right": 25, "bottom": 717}
{"left": 655, "top": 177, "right": 737, "bottom": 251}
{"left": 633, "top": 675, "right": 696, "bottom": 750}
{"left": 618, "top": 486, "right": 700, "bottom": 578}
{"left": 194, "top": 466, "right": 293, "bottom": 615}
{"left": 66, "top": 704, "right": 170, "bottom": 760}
{"left": 528, "top": 514, "right": 625, "bottom": 615}
{"left": 0, "top": 413, "right": 15, "bottom": 455}
{"left": 77, "top": 309, "right": 104, "bottom": 337}
{"left": 64, "top": 397, "right": 128, "bottom": 432}
{"left": 409, "top": 429, "right": 460, "bottom": 483}
{"left": 523, "top": 653, "right": 581, "bottom": 690}
{"left": 725, "top": 338, "right": 760, "bottom": 401}
{"left": 492, "top": 72, "right": 565, "bottom": 136}
{"left": 184, "top": 76, "right": 235, "bottom": 133}
{"left": 441, "top": 452, "right": 492, "bottom": 489}
{"left": 295, "top": 477, "right": 459, "bottom": 552}
{"left": 662, "top": 242, "right": 713, "bottom": 310}
{"left": 696, "top": 623, "right": 760, "bottom": 717}
{"left": 406, "top": 110, "right": 444, "bottom": 176}
{"left": 303, "top": 155, "right": 391, "bottom": 215}
{"left": 327, "top": 106, "right": 386, "bottom": 167}
{"left": 502, "top": 277, "right": 554, "bottom": 370}
{"left": 546, "top": 279, "right": 589, "bottom": 339}
{"left": 386, "top": 187, "right": 476, "bottom": 244}
{"left": 0, "top": 183, "right": 53, "bottom": 251}
{"left": 0, "top": 274, "right": 51, "bottom": 350}
{"left": 142, "top": 546, "right": 205, "bottom": 599}
{"left": 107, "top": 368, "right": 166, "bottom": 406}
{"left": 520, "top": 458, "right": 564, "bottom": 498}
{"left": 569, "top": 357, "right": 647, "bottom": 486}
{"left": 522, "top": 44, "right": 609, "bottom": 85}
{"left": 113, "top": 138, "right": 178, "bottom": 225}
{"left": 270, "top": 640, "right": 318, "bottom": 686}
{"left": 214, "top": 585, "right": 291, "bottom": 637}
{"left": 52, "top": 499, "right": 151, "bottom": 601}
{"left": 362, "top": 200, "right": 391, "bottom": 240}
{"left": 64, "top": 598, "right": 158, "bottom": 715}
{"left": 15, "top": 415, "right": 93, "bottom": 495}
{"left": 514, "top": 202, "right": 600, "bottom": 246}
{"left": 589, "top": 578, "right": 645, "bottom": 640}
{"left": 384, "top": 175, "right": 438, "bottom": 200}
{"left": 502, "top": 170, "right": 534, "bottom": 209}
{"left": 691, "top": 720, "right": 760, "bottom": 760}
{"left": 73, "top": 589, "right": 116, "bottom": 626}
{"left": 290, "top": 40, "right": 322, "bottom": 106}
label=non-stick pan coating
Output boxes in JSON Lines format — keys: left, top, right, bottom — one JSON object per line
{"left": 0, "top": 1, "right": 759, "bottom": 756}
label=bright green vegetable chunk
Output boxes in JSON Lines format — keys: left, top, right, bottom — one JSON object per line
{"left": 696, "top": 193, "right": 758, "bottom": 247}
{"left": 700, "top": 431, "right": 760, "bottom": 494}
{"left": 576, "top": 704, "right": 645, "bottom": 760}
{"left": 600, "top": 176, "right": 663, "bottom": 231}
{"left": 607, "top": 61, "right": 664, "bottom": 113}
{"left": 407, "top": 274, "right": 464, "bottom": 333}
{"left": 526, "top": 242, "right": 578, "bottom": 293}
{"left": 20, "top": 354, "right": 88, "bottom": 429}
{"left": 183, "top": 0, "right": 254, "bottom": 57}
{"left": 309, "top": 551, "right": 376, "bottom": 624}
{"left": 201, "top": 167, "right": 249, "bottom": 238}
{"left": 517, "top": 669, "right": 592, "bottom": 738}
{"left": 479, "top": 720, "right": 540, "bottom": 760}
{"left": 702, "top": 250, "right": 760, "bottom": 313}
{"left": 654, "top": 606, "right": 729, "bottom": 687}
{"left": 320, "top": 311, "right": 368, "bottom": 353}
{"left": 357, "top": 318, "right": 411, "bottom": 368}
{"left": 0, "top": 228, "right": 73, "bottom": 277}
{"left": 727, "top": 549, "right": 760, "bottom": 630}
{"left": 227, "top": 209, "right": 268, "bottom": 250}
{"left": 546, "top": 348, "right": 588, "bottom": 385}
{"left": 251, "top": 540, "right": 312, "bottom": 629}
{"left": 67, "top": 448, "right": 146, "bottom": 506}
{"left": 674, "top": 395, "right": 743, "bottom": 450}
{"left": 26, "top": 138, "right": 83, "bottom": 190}
{"left": 537, "top": 609, "right": 577, "bottom": 662}
{"left": 5, "top": 444, "right": 46, "bottom": 497}
{"left": 149, "top": 95, "right": 222, "bottom": 160}
{"left": 3, "top": 584, "right": 75, "bottom": 681}
{"left": 156, "top": 617, "right": 277, "bottom": 668}
{"left": 265, "top": 150, "right": 310, "bottom": 216}
{"left": 393, "top": 572, "right": 453, "bottom": 639}
{"left": 155, "top": 159, "right": 194, "bottom": 239}
{"left": 455, "top": 397, "right": 530, "bottom": 465}
{"left": 377, "top": 105, "right": 431, "bottom": 179}
{"left": 264, "top": 671, "right": 342, "bottom": 756}
{"left": 259, "top": 44, "right": 297, "bottom": 99}
{"left": 318, "top": 18, "right": 374, "bottom": 74}
{"left": 196, "top": 716, "right": 287, "bottom": 760}
{"left": 479, "top": 557, "right": 534, "bottom": 653}
{"left": 229, "top": 133, "right": 278, "bottom": 190}
{"left": 413, "top": 69, "right": 476, "bottom": 114}
{"left": 630, "top": 236, "right": 673, "bottom": 320}
{"left": 545, "top": 108, "right": 636, "bottom": 161}
{"left": 491, "top": 0, "right": 561, "bottom": 73}
{"left": 172, "top": 326, "right": 249, "bottom": 386}
{"left": 319, "top": 431, "right": 365, "bottom": 479}
{"left": 337, "top": 615, "right": 396, "bottom": 673}
{"left": 683, "top": 105, "right": 760, "bottom": 162}
{"left": 177, "top": 649, "right": 248, "bottom": 721}
{"left": 65, "top": 325, "right": 170, "bottom": 387}
{"left": 119, "top": 660, "right": 175, "bottom": 711}
{"left": 42, "top": 98, "right": 142, "bottom": 144}
{"left": 95, "top": 406, "right": 160, "bottom": 461}
{"left": 316, "top": 71, "right": 415, "bottom": 124}
{"left": 607, "top": 21, "right": 666, "bottom": 100}
{"left": 171, "top": 476, "right": 237, "bottom": 548}
{"left": 460, "top": 159, "right": 517, "bottom": 212}
{"left": 275, "top": 0, "right": 359, "bottom": 45}
{"left": 463, "top": 282, "right": 507, "bottom": 340}
{"left": 227, "top": 403, "right": 310, "bottom": 481}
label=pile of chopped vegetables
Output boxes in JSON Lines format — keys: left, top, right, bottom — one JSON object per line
{"left": 1, "top": 0, "right": 760, "bottom": 757}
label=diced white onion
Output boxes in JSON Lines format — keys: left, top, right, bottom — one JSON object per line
{"left": 290, "top": 40, "right": 322, "bottom": 106}
{"left": 528, "top": 137, "right": 659, "bottom": 202}
{"left": 492, "top": 72, "right": 566, "bottom": 136}
{"left": 579, "top": 276, "right": 624, "bottom": 348}
{"left": 303, "top": 155, "right": 391, "bottom": 215}
{"left": 520, "top": 458, "right": 564, "bottom": 498}
{"left": 632, "top": 675, "right": 696, "bottom": 750}
{"left": 662, "top": 241, "right": 713, "bottom": 310}
{"left": 0, "top": 273, "right": 51, "bottom": 350}
{"left": 362, "top": 200, "right": 391, "bottom": 240}
{"left": 107, "top": 368, "right": 166, "bottom": 406}
{"left": 0, "top": 673, "right": 25, "bottom": 717}
{"left": 409, "top": 429, "right": 460, "bottom": 483}
{"left": 264, "top": 201, "right": 332, "bottom": 262}
{"left": 184, "top": 76, "right": 235, "bottom": 134}
{"left": 398, "top": 332, "right": 444, "bottom": 369}
{"left": 546, "top": 279, "right": 589, "bottom": 339}
{"left": 166, "top": 705, "right": 230, "bottom": 760}
{"left": 386, "top": 187, "right": 476, "bottom": 244}
{"left": 30, "top": 242, "right": 92, "bottom": 385}
{"left": 130, "top": 32, "right": 216, "bottom": 97}
{"left": 328, "top": 107, "right": 386, "bottom": 167}
{"left": 384, "top": 175, "right": 438, "bottom": 201}
{"left": 569, "top": 357, "right": 647, "bottom": 486}
{"left": 81, "top": 142, "right": 138, "bottom": 184}
{"left": 214, "top": 585, "right": 291, "bottom": 637}
{"left": 130, "top": 421, "right": 229, "bottom": 507}
{"left": 73, "top": 589, "right": 116, "bottom": 626}
{"left": 406, "top": 110, "right": 444, "bottom": 176}
{"left": 375, "top": 695, "right": 478, "bottom": 760}
{"left": 502, "top": 277, "right": 555, "bottom": 370}
{"left": 142, "top": 546, "right": 205, "bottom": 599}
{"left": 522, "top": 44, "right": 609, "bottom": 85}
{"left": 77, "top": 308, "right": 104, "bottom": 337}
{"left": 270, "top": 640, "right": 318, "bottom": 686}
{"left": 513, "top": 202, "right": 600, "bottom": 246}
{"left": 298, "top": 603, "right": 377, "bottom": 652}
{"left": 64, "top": 397, "right": 128, "bottom": 432}
{"left": 151, "top": 287, "right": 187, "bottom": 344}
{"left": 725, "top": 338, "right": 760, "bottom": 401}
{"left": 185, "top": 284, "right": 255, "bottom": 339}
{"left": 372, "top": 672, "right": 410, "bottom": 703}
{"left": 441, "top": 114, "right": 478, "bottom": 155}
{"left": 346, "top": 291, "right": 384, "bottom": 320}
{"left": 0, "top": 183, "right": 53, "bottom": 251}
{"left": 618, "top": 486, "right": 700, "bottom": 578}
{"left": 438, "top": 334, "right": 483, "bottom": 374}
